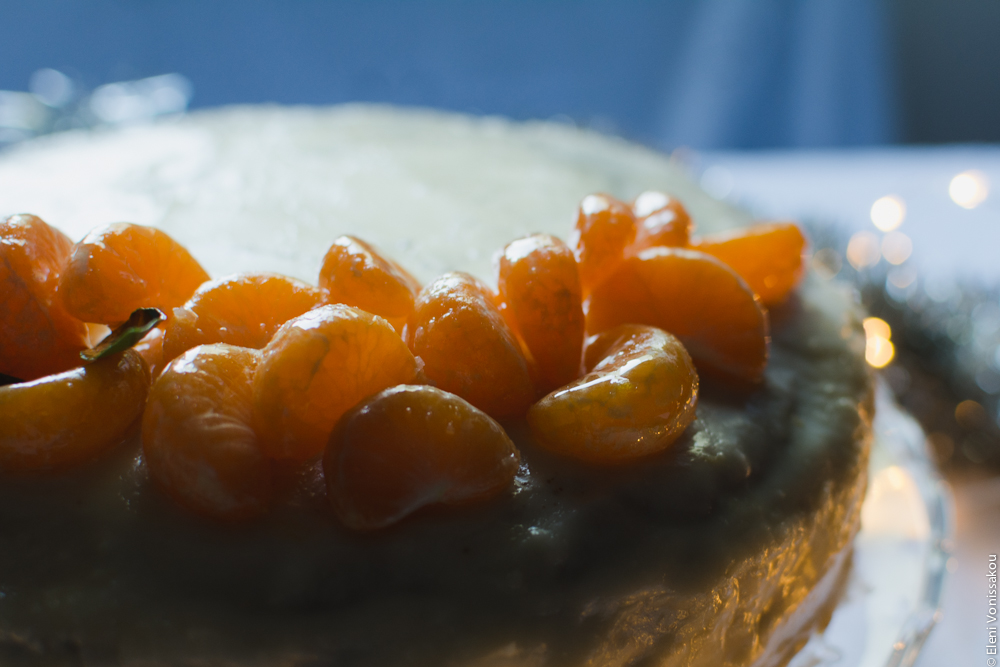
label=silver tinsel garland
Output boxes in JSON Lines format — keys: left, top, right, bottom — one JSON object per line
{"left": 806, "top": 220, "right": 1000, "bottom": 470}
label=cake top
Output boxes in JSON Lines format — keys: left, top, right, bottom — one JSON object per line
{"left": 0, "top": 104, "right": 750, "bottom": 284}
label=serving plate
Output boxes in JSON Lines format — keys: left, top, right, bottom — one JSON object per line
{"left": 790, "top": 380, "right": 953, "bottom": 667}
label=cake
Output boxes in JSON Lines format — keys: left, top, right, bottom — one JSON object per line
{"left": 0, "top": 106, "right": 872, "bottom": 667}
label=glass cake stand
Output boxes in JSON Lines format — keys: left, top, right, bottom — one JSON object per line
{"left": 789, "top": 380, "right": 954, "bottom": 667}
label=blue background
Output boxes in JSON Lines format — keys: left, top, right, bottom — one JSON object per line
{"left": 1, "top": 0, "right": 996, "bottom": 149}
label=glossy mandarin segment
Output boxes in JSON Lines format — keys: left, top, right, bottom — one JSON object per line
{"left": 143, "top": 344, "right": 271, "bottom": 520}
{"left": 0, "top": 350, "right": 150, "bottom": 471}
{"left": 405, "top": 272, "right": 534, "bottom": 418}
{"left": 162, "top": 272, "right": 323, "bottom": 365}
{"left": 325, "top": 385, "right": 521, "bottom": 530}
{"left": 59, "top": 223, "right": 210, "bottom": 325}
{"left": 496, "top": 234, "right": 585, "bottom": 393}
{"left": 319, "top": 235, "right": 422, "bottom": 331}
{"left": 629, "top": 191, "right": 693, "bottom": 252}
{"left": 254, "top": 304, "right": 419, "bottom": 462}
{"left": 586, "top": 247, "right": 769, "bottom": 383}
{"left": 0, "top": 214, "right": 92, "bottom": 380}
{"left": 694, "top": 222, "right": 807, "bottom": 306}
{"left": 528, "top": 325, "right": 698, "bottom": 465}
{"left": 570, "top": 194, "right": 636, "bottom": 293}
{"left": 133, "top": 326, "right": 165, "bottom": 378}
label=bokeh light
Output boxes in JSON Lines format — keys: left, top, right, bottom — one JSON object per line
{"left": 888, "top": 266, "right": 917, "bottom": 290}
{"left": 811, "top": 247, "right": 842, "bottom": 279}
{"left": 955, "top": 399, "right": 987, "bottom": 429}
{"left": 866, "top": 334, "right": 895, "bottom": 368}
{"left": 870, "top": 195, "right": 905, "bottom": 231}
{"left": 948, "top": 170, "right": 989, "bottom": 209}
{"left": 886, "top": 266, "right": 918, "bottom": 301}
{"left": 881, "top": 231, "right": 913, "bottom": 265}
{"left": 864, "top": 316, "right": 894, "bottom": 368}
{"left": 29, "top": 69, "right": 74, "bottom": 108}
{"left": 864, "top": 316, "right": 892, "bottom": 340}
{"left": 924, "top": 274, "right": 960, "bottom": 303}
{"left": 846, "top": 231, "right": 881, "bottom": 269}
{"left": 699, "top": 166, "right": 734, "bottom": 200}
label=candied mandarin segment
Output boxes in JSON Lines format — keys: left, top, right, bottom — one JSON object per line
{"left": 405, "top": 272, "right": 534, "bottom": 418}
{"left": 694, "top": 222, "right": 807, "bottom": 306}
{"left": 133, "top": 326, "right": 165, "bottom": 378}
{"left": 0, "top": 350, "right": 150, "bottom": 471}
{"left": 59, "top": 223, "right": 210, "bottom": 325}
{"left": 496, "top": 234, "right": 584, "bottom": 393}
{"left": 162, "top": 272, "right": 322, "bottom": 365}
{"left": 628, "top": 191, "right": 693, "bottom": 253}
{"left": 325, "top": 385, "right": 521, "bottom": 530}
{"left": 586, "top": 247, "right": 769, "bottom": 383}
{"left": 319, "top": 235, "right": 421, "bottom": 331}
{"left": 528, "top": 325, "right": 697, "bottom": 464}
{"left": 0, "top": 214, "right": 92, "bottom": 380}
{"left": 143, "top": 345, "right": 271, "bottom": 520}
{"left": 254, "top": 304, "right": 419, "bottom": 463}
{"left": 570, "top": 194, "right": 636, "bottom": 293}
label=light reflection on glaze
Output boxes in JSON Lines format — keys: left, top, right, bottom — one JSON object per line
{"left": 500, "top": 236, "right": 545, "bottom": 265}
{"left": 580, "top": 193, "right": 611, "bottom": 216}
{"left": 632, "top": 190, "right": 670, "bottom": 218}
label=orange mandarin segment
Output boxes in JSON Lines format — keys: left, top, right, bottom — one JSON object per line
{"left": 586, "top": 247, "right": 769, "bottom": 383}
{"left": 325, "top": 385, "right": 521, "bottom": 530}
{"left": 143, "top": 344, "right": 271, "bottom": 520}
{"left": 133, "top": 326, "right": 165, "bottom": 378}
{"left": 0, "top": 350, "right": 150, "bottom": 471}
{"left": 405, "top": 272, "right": 534, "bottom": 418}
{"left": 319, "top": 235, "right": 421, "bottom": 331}
{"left": 253, "top": 304, "right": 419, "bottom": 463}
{"left": 629, "top": 191, "right": 693, "bottom": 253}
{"left": 693, "top": 222, "right": 807, "bottom": 306}
{"left": 162, "top": 272, "right": 322, "bottom": 365}
{"left": 1, "top": 214, "right": 92, "bottom": 380}
{"left": 59, "top": 223, "right": 210, "bottom": 325}
{"left": 496, "top": 234, "right": 584, "bottom": 393}
{"left": 528, "top": 325, "right": 698, "bottom": 465}
{"left": 569, "top": 194, "right": 636, "bottom": 293}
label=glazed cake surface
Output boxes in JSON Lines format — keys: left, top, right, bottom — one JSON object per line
{"left": 0, "top": 106, "right": 872, "bottom": 667}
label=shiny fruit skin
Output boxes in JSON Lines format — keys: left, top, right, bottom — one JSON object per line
{"left": 59, "top": 223, "right": 210, "bottom": 325}
{"left": 133, "top": 326, "right": 165, "bottom": 378}
{"left": 528, "top": 325, "right": 698, "bottom": 465}
{"left": 0, "top": 350, "right": 150, "bottom": 471}
{"left": 586, "top": 247, "right": 769, "bottom": 384}
{"left": 162, "top": 272, "right": 322, "bottom": 365}
{"left": 0, "top": 214, "right": 91, "bottom": 380}
{"left": 325, "top": 384, "right": 521, "bottom": 530}
{"left": 319, "top": 235, "right": 421, "bottom": 332}
{"left": 143, "top": 344, "right": 271, "bottom": 520}
{"left": 569, "top": 194, "right": 636, "bottom": 294}
{"left": 405, "top": 272, "right": 534, "bottom": 418}
{"left": 693, "top": 222, "right": 806, "bottom": 306}
{"left": 629, "top": 191, "right": 693, "bottom": 252}
{"left": 254, "top": 304, "right": 419, "bottom": 463}
{"left": 496, "top": 234, "right": 585, "bottom": 393}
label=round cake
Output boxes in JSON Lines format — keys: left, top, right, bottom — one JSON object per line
{"left": 0, "top": 106, "right": 872, "bottom": 667}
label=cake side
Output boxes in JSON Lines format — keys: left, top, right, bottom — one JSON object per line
{"left": 0, "top": 106, "right": 872, "bottom": 667}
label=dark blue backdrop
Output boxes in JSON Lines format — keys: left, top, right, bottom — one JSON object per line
{"left": 1, "top": 0, "right": 897, "bottom": 150}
